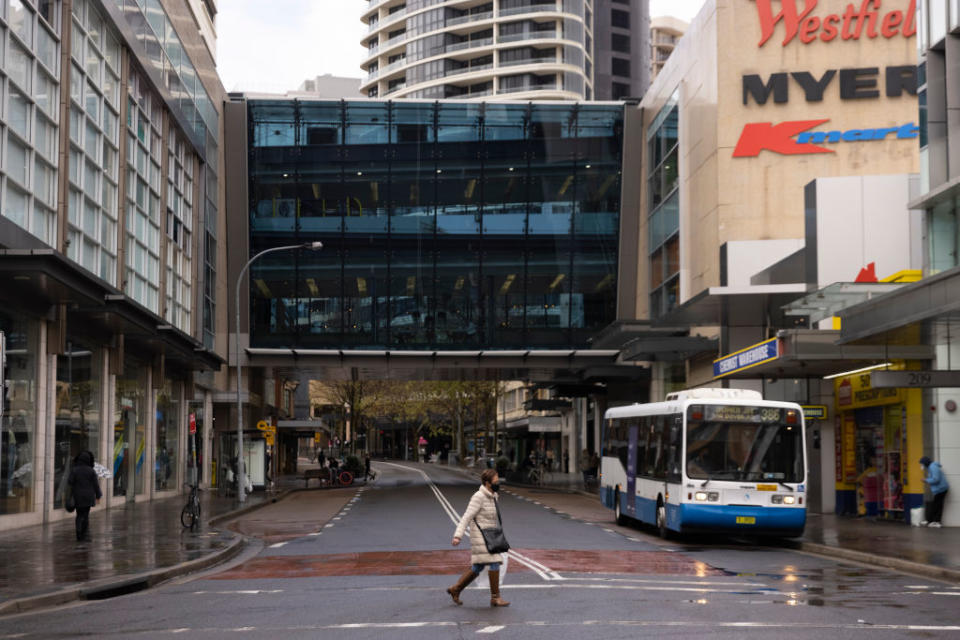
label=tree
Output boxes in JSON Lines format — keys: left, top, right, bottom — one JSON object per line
{"left": 310, "top": 377, "right": 386, "bottom": 454}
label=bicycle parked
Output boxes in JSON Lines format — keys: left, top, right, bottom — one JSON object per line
{"left": 181, "top": 483, "right": 201, "bottom": 531}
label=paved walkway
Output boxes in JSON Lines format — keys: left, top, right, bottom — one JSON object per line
{"left": 0, "top": 489, "right": 270, "bottom": 614}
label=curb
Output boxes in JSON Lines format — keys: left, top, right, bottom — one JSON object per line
{"left": 0, "top": 492, "right": 294, "bottom": 618}
{"left": 791, "top": 541, "right": 960, "bottom": 583}
{"left": 0, "top": 534, "right": 246, "bottom": 617}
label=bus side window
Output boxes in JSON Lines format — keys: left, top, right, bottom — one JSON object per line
{"left": 667, "top": 415, "right": 682, "bottom": 481}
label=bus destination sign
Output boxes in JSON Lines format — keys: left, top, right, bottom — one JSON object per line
{"left": 698, "top": 405, "right": 782, "bottom": 424}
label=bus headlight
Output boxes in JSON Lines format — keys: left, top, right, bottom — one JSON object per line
{"left": 695, "top": 492, "right": 719, "bottom": 502}
{"left": 695, "top": 492, "right": 708, "bottom": 501}
{"left": 783, "top": 495, "right": 796, "bottom": 505}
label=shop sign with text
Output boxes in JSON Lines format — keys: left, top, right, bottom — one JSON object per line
{"left": 733, "top": 119, "right": 918, "bottom": 157}
{"left": 713, "top": 337, "right": 780, "bottom": 378}
{"left": 756, "top": 0, "right": 917, "bottom": 47}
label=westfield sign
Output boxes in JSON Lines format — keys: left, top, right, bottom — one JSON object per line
{"left": 756, "top": 0, "right": 916, "bottom": 47}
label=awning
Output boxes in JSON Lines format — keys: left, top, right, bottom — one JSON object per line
{"left": 656, "top": 284, "right": 810, "bottom": 327}
{"left": 782, "top": 282, "right": 907, "bottom": 325}
{"left": 505, "top": 416, "right": 562, "bottom": 433}
{"left": 839, "top": 265, "right": 960, "bottom": 345}
{"left": 713, "top": 330, "right": 934, "bottom": 380}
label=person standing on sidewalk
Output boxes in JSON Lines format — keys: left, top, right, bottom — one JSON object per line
{"left": 447, "top": 469, "right": 510, "bottom": 607}
{"left": 920, "top": 456, "right": 950, "bottom": 527}
{"left": 68, "top": 451, "right": 102, "bottom": 541}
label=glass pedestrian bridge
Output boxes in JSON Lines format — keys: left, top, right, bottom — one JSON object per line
{"left": 246, "top": 99, "right": 624, "bottom": 352}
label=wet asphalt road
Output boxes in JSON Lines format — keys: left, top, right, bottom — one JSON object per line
{"left": 2, "top": 462, "right": 959, "bottom": 639}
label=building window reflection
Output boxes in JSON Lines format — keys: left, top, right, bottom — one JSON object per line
{"left": 54, "top": 342, "right": 101, "bottom": 509}
{"left": 247, "top": 99, "right": 623, "bottom": 349}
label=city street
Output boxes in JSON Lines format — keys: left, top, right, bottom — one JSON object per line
{"left": 1, "top": 462, "right": 959, "bottom": 639}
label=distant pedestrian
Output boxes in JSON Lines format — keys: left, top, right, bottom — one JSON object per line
{"left": 920, "top": 456, "right": 950, "bottom": 527}
{"left": 68, "top": 451, "right": 102, "bottom": 541}
{"left": 317, "top": 449, "right": 325, "bottom": 468}
{"left": 447, "top": 469, "right": 510, "bottom": 607}
{"left": 364, "top": 455, "right": 371, "bottom": 479}
{"left": 579, "top": 448, "right": 592, "bottom": 484}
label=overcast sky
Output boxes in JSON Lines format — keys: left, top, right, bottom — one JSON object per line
{"left": 217, "top": 0, "right": 708, "bottom": 93}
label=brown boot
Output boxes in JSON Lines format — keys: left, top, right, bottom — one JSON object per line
{"left": 488, "top": 570, "right": 510, "bottom": 607}
{"left": 446, "top": 569, "right": 478, "bottom": 605}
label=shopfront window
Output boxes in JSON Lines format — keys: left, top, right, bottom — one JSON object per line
{"left": 155, "top": 381, "right": 180, "bottom": 491}
{"left": 53, "top": 342, "right": 101, "bottom": 509}
{"left": 114, "top": 357, "right": 147, "bottom": 497}
{"left": 0, "top": 312, "right": 38, "bottom": 515}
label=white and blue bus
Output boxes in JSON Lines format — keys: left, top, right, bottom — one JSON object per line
{"left": 600, "top": 388, "right": 807, "bottom": 538}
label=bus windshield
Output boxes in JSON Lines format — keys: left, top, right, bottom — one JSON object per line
{"left": 685, "top": 405, "right": 803, "bottom": 483}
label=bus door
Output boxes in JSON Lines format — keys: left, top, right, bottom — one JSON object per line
{"left": 625, "top": 422, "right": 639, "bottom": 516}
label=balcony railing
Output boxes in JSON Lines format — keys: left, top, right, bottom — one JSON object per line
{"left": 497, "top": 30, "right": 557, "bottom": 44}
{"left": 498, "top": 82, "right": 558, "bottom": 94}
{"left": 446, "top": 10, "right": 493, "bottom": 27}
{"left": 499, "top": 3, "right": 559, "bottom": 18}
{"left": 384, "top": 32, "right": 408, "bottom": 48}
{"left": 446, "top": 62, "right": 493, "bottom": 77}
{"left": 445, "top": 37, "right": 494, "bottom": 53}
{"left": 380, "top": 58, "right": 408, "bottom": 75}
{"left": 367, "top": 68, "right": 380, "bottom": 80}
{"left": 499, "top": 56, "right": 557, "bottom": 67}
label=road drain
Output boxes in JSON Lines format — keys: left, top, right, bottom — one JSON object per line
{"left": 82, "top": 578, "right": 151, "bottom": 600}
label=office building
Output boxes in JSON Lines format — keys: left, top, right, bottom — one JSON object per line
{"left": 359, "top": 0, "right": 650, "bottom": 101}
{"left": 0, "top": 0, "right": 227, "bottom": 530}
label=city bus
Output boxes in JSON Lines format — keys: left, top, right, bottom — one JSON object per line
{"left": 600, "top": 388, "right": 807, "bottom": 538}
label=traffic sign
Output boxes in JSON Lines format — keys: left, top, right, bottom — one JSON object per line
{"left": 265, "top": 434, "right": 275, "bottom": 446}
{"left": 256, "top": 420, "right": 270, "bottom": 431}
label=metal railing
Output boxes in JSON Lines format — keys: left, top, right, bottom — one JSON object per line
{"left": 499, "top": 3, "right": 559, "bottom": 18}
{"left": 498, "top": 82, "right": 558, "bottom": 94}
{"left": 499, "top": 56, "right": 557, "bottom": 67}
{"left": 446, "top": 10, "right": 493, "bottom": 27}
{"left": 446, "top": 62, "right": 493, "bottom": 77}
{"left": 497, "top": 30, "right": 557, "bottom": 43}
{"left": 446, "top": 37, "right": 494, "bottom": 53}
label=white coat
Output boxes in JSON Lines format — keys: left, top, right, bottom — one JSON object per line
{"left": 454, "top": 485, "right": 503, "bottom": 565}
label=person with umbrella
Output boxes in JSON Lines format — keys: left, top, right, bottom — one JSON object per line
{"left": 68, "top": 451, "right": 102, "bottom": 541}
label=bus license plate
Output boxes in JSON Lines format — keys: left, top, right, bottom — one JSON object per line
{"left": 736, "top": 516, "right": 756, "bottom": 525}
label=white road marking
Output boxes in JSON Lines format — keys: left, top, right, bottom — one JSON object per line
{"left": 191, "top": 590, "right": 284, "bottom": 595}
{"left": 269, "top": 542, "right": 288, "bottom": 548}
{"left": 308, "top": 532, "right": 321, "bottom": 536}
{"left": 477, "top": 625, "right": 505, "bottom": 634}
{"left": 377, "top": 462, "right": 559, "bottom": 582}
{"left": 324, "top": 523, "right": 334, "bottom": 528}
{"left": 931, "top": 592, "right": 960, "bottom": 596}
{"left": 69, "top": 620, "right": 960, "bottom": 636}
{"left": 333, "top": 517, "right": 342, "bottom": 520}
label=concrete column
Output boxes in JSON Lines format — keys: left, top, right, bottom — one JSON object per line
{"left": 593, "top": 397, "right": 603, "bottom": 455}
{"left": 202, "top": 390, "right": 213, "bottom": 487}
{"left": 36, "top": 322, "right": 50, "bottom": 520}
{"left": 101, "top": 351, "right": 113, "bottom": 507}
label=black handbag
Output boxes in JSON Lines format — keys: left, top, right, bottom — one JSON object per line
{"left": 64, "top": 493, "right": 76, "bottom": 513}
{"left": 473, "top": 499, "right": 510, "bottom": 554}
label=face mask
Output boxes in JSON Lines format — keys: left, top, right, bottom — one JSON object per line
{"left": 490, "top": 482, "right": 501, "bottom": 493}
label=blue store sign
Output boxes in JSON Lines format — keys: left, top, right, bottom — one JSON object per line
{"left": 714, "top": 338, "right": 780, "bottom": 379}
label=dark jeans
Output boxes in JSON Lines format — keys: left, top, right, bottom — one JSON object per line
{"left": 927, "top": 490, "right": 948, "bottom": 523}
{"left": 75, "top": 506, "right": 91, "bottom": 540}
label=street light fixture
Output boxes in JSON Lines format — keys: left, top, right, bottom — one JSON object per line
{"left": 235, "top": 241, "right": 323, "bottom": 503}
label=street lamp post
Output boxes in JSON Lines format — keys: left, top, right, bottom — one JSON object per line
{"left": 235, "top": 241, "right": 323, "bottom": 503}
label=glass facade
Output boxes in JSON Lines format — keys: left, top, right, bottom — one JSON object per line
{"left": 53, "top": 341, "right": 101, "bottom": 509}
{"left": 67, "top": 0, "right": 122, "bottom": 285}
{"left": 248, "top": 99, "right": 623, "bottom": 349}
{"left": 647, "top": 93, "right": 679, "bottom": 318}
{"left": 0, "top": 310, "right": 38, "bottom": 515}
{"left": 113, "top": 356, "right": 147, "bottom": 498}
{"left": 155, "top": 380, "right": 179, "bottom": 491}
{"left": 0, "top": 0, "right": 61, "bottom": 247}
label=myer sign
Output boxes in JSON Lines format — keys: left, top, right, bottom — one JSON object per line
{"left": 714, "top": 338, "right": 781, "bottom": 378}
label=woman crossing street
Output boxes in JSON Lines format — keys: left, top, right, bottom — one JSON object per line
{"left": 447, "top": 469, "right": 510, "bottom": 607}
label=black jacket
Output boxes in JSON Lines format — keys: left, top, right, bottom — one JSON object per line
{"left": 68, "top": 451, "right": 102, "bottom": 508}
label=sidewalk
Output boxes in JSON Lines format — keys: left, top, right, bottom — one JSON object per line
{"left": 502, "top": 467, "right": 960, "bottom": 582}
{"left": 0, "top": 489, "right": 273, "bottom": 616}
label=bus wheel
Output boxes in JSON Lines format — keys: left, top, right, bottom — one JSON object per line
{"left": 614, "top": 490, "right": 627, "bottom": 526}
{"left": 656, "top": 500, "right": 669, "bottom": 539}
